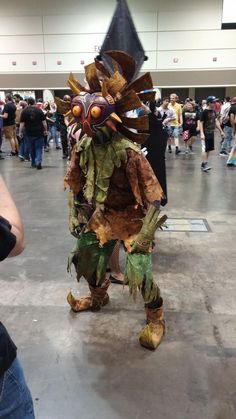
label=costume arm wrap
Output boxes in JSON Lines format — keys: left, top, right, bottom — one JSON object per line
{"left": 131, "top": 203, "right": 167, "bottom": 254}
{"left": 68, "top": 191, "right": 80, "bottom": 237}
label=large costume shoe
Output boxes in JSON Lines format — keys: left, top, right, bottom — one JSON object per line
{"left": 67, "top": 279, "right": 110, "bottom": 312}
{"left": 67, "top": 293, "right": 92, "bottom": 312}
{"left": 139, "top": 305, "right": 165, "bottom": 350}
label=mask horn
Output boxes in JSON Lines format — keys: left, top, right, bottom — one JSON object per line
{"left": 104, "top": 50, "right": 136, "bottom": 83}
{"left": 85, "top": 63, "right": 101, "bottom": 92}
{"left": 67, "top": 73, "right": 85, "bottom": 94}
{"left": 125, "top": 72, "right": 153, "bottom": 93}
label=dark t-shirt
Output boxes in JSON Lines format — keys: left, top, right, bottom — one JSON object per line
{"left": 20, "top": 106, "right": 46, "bottom": 137}
{"left": 57, "top": 112, "right": 67, "bottom": 131}
{"left": 200, "top": 109, "right": 216, "bottom": 134}
{"left": 0, "top": 216, "right": 16, "bottom": 261}
{"left": 0, "top": 216, "right": 17, "bottom": 375}
{"left": 182, "top": 110, "right": 200, "bottom": 132}
{"left": 2, "top": 102, "right": 16, "bottom": 127}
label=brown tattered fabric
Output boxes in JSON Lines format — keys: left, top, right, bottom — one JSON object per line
{"left": 66, "top": 146, "right": 164, "bottom": 247}
{"left": 64, "top": 150, "right": 85, "bottom": 193}
{"left": 85, "top": 149, "right": 164, "bottom": 246}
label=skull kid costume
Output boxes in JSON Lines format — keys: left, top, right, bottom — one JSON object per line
{"left": 57, "top": 51, "right": 167, "bottom": 350}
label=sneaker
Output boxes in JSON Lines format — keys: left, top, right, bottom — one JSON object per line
{"left": 201, "top": 162, "right": 211, "bottom": 172}
{"left": 6, "top": 151, "right": 17, "bottom": 157}
{"left": 175, "top": 148, "right": 181, "bottom": 155}
{"left": 19, "top": 155, "right": 24, "bottom": 161}
{"left": 219, "top": 150, "right": 228, "bottom": 156}
{"left": 185, "top": 149, "right": 189, "bottom": 154}
{"left": 36, "top": 163, "right": 42, "bottom": 170}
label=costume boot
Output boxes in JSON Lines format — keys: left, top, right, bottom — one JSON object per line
{"left": 139, "top": 303, "right": 165, "bottom": 350}
{"left": 67, "top": 279, "right": 110, "bottom": 312}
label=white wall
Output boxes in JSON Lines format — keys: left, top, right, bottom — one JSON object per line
{"left": 0, "top": 0, "right": 235, "bottom": 86}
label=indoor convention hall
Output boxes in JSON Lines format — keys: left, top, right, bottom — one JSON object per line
{"left": 0, "top": 1, "right": 236, "bottom": 419}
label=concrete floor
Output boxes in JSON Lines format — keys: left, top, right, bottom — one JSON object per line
{"left": 0, "top": 138, "right": 236, "bottom": 419}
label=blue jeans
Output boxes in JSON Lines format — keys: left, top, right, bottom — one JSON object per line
{"left": 27, "top": 136, "right": 44, "bottom": 166}
{"left": 170, "top": 126, "right": 181, "bottom": 138}
{"left": 221, "top": 125, "right": 233, "bottom": 152}
{"left": 19, "top": 137, "right": 30, "bottom": 160}
{"left": 0, "top": 358, "right": 35, "bottom": 418}
{"left": 47, "top": 124, "right": 59, "bottom": 147}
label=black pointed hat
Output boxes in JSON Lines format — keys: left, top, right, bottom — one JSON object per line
{"left": 99, "top": 0, "right": 147, "bottom": 81}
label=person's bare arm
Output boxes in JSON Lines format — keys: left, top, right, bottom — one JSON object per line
{"left": 42, "top": 120, "right": 48, "bottom": 134}
{"left": 179, "top": 107, "right": 183, "bottom": 126}
{"left": 199, "top": 121, "right": 205, "bottom": 139}
{"left": 0, "top": 112, "right": 8, "bottom": 119}
{"left": 230, "top": 113, "right": 236, "bottom": 134}
{"left": 19, "top": 122, "right": 25, "bottom": 138}
{"left": 215, "top": 119, "right": 224, "bottom": 137}
{"left": 0, "top": 176, "right": 25, "bottom": 256}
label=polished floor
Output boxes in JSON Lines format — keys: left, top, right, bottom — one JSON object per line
{"left": 0, "top": 136, "right": 236, "bottom": 419}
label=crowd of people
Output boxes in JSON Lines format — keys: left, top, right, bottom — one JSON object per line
{"left": 0, "top": 87, "right": 235, "bottom": 415}
{"left": 151, "top": 93, "right": 236, "bottom": 170}
{"left": 0, "top": 94, "right": 72, "bottom": 169}
{"left": 0, "top": 92, "right": 236, "bottom": 170}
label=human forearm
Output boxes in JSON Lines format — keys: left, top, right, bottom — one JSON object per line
{"left": 0, "top": 176, "right": 25, "bottom": 256}
{"left": 199, "top": 121, "right": 204, "bottom": 137}
{"left": 215, "top": 120, "right": 224, "bottom": 135}
{"left": 19, "top": 122, "right": 25, "bottom": 137}
{"left": 43, "top": 120, "right": 48, "bottom": 133}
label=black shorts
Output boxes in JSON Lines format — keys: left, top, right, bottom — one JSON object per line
{"left": 204, "top": 132, "right": 214, "bottom": 152}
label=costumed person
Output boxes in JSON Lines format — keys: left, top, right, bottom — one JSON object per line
{"left": 56, "top": 51, "right": 167, "bottom": 350}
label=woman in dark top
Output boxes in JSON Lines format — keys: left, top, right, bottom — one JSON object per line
{"left": 0, "top": 176, "right": 35, "bottom": 418}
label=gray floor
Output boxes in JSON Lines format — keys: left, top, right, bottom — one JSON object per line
{"left": 0, "top": 137, "right": 236, "bottom": 419}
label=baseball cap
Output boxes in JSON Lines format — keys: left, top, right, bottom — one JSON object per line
{"left": 231, "top": 96, "right": 236, "bottom": 104}
{"left": 206, "top": 96, "right": 217, "bottom": 103}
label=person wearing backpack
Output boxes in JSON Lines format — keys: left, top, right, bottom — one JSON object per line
{"left": 219, "top": 96, "right": 232, "bottom": 156}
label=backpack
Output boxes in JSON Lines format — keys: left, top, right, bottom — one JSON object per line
{"left": 220, "top": 104, "right": 230, "bottom": 125}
